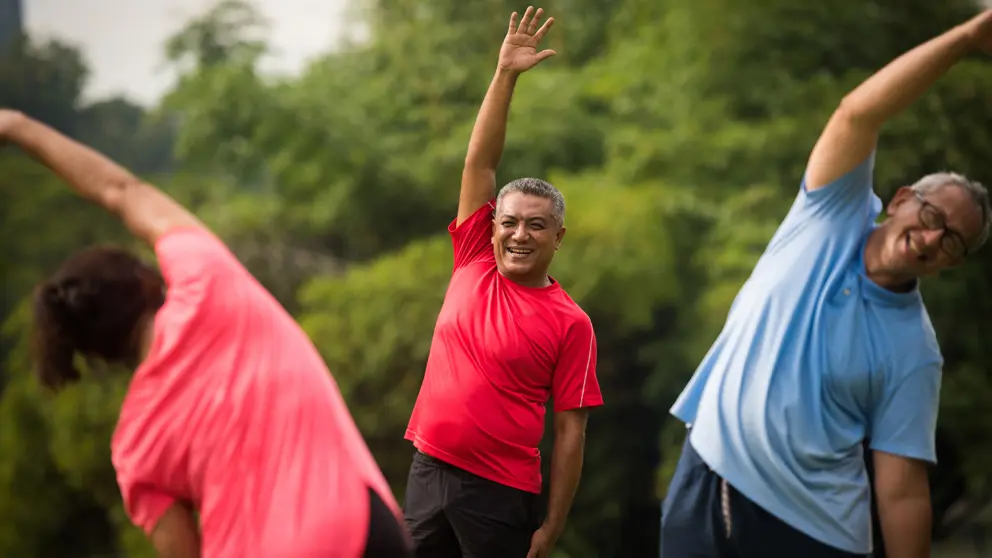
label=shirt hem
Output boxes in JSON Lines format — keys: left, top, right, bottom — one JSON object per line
{"left": 405, "top": 431, "right": 541, "bottom": 494}
{"left": 867, "top": 442, "right": 937, "bottom": 465}
{"left": 691, "top": 435, "right": 870, "bottom": 555}
{"left": 137, "top": 495, "right": 176, "bottom": 536}
{"left": 554, "top": 399, "right": 604, "bottom": 413}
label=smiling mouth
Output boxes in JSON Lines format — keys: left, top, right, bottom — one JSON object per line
{"left": 506, "top": 246, "right": 533, "bottom": 256}
{"left": 905, "top": 233, "right": 928, "bottom": 262}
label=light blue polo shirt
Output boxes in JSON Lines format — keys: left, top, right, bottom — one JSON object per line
{"left": 670, "top": 153, "right": 943, "bottom": 554}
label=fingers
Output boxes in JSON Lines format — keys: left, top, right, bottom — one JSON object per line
{"left": 535, "top": 49, "right": 557, "bottom": 62}
{"left": 508, "top": 11, "right": 518, "bottom": 35}
{"left": 528, "top": 8, "right": 544, "bottom": 34}
{"left": 534, "top": 16, "right": 554, "bottom": 42}
{"left": 516, "top": 6, "right": 535, "bottom": 34}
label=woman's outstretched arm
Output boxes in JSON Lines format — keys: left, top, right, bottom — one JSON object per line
{"left": 0, "top": 109, "right": 203, "bottom": 246}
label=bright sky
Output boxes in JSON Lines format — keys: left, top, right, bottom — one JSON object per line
{"left": 24, "top": 0, "right": 354, "bottom": 106}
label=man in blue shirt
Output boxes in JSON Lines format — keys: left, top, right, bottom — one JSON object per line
{"left": 662, "top": 10, "right": 992, "bottom": 558}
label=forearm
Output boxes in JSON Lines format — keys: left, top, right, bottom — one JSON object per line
{"left": 544, "top": 429, "right": 585, "bottom": 533}
{"left": 464, "top": 68, "right": 519, "bottom": 173}
{"left": 151, "top": 503, "right": 201, "bottom": 558}
{"left": 3, "top": 111, "right": 136, "bottom": 211}
{"left": 877, "top": 494, "right": 931, "bottom": 558}
{"left": 841, "top": 24, "right": 973, "bottom": 126}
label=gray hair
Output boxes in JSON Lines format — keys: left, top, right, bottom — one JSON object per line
{"left": 910, "top": 171, "right": 991, "bottom": 250}
{"left": 496, "top": 178, "right": 566, "bottom": 226}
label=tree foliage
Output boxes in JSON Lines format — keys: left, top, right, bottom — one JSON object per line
{"left": 3, "top": 0, "right": 992, "bottom": 556}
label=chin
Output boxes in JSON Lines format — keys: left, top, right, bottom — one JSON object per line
{"left": 500, "top": 262, "right": 533, "bottom": 277}
{"left": 497, "top": 254, "right": 537, "bottom": 273}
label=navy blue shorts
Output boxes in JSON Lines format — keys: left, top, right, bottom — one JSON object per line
{"left": 660, "top": 434, "right": 868, "bottom": 558}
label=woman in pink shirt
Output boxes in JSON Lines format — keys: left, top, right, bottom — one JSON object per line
{"left": 2, "top": 108, "right": 412, "bottom": 558}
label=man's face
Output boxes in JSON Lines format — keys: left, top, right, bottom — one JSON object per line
{"left": 492, "top": 192, "right": 565, "bottom": 287}
{"left": 878, "top": 184, "right": 984, "bottom": 278}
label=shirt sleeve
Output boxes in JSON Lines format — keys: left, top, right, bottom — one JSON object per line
{"left": 449, "top": 200, "right": 496, "bottom": 271}
{"left": 119, "top": 480, "right": 177, "bottom": 535}
{"left": 800, "top": 151, "right": 880, "bottom": 222}
{"left": 155, "top": 226, "right": 245, "bottom": 290}
{"left": 762, "top": 152, "right": 882, "bottom": 259}
{"left": 552, "top": 315, "right": 603, "bottom": 412}
{"left": 868, "top": 364, "right": 942, "bottom": 464}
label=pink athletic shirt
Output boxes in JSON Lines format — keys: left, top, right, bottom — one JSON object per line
{"left": 111, "top": 226, "right": 400, "bottom": 558}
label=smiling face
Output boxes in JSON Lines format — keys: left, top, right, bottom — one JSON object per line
{"left": 869, "top": 183, "right": 986, "bottom": 286}
{"left": 492, "top": 191, "right": 566, "bottom": 287}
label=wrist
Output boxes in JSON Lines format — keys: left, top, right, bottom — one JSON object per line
{"left": 541, "top": 518, "right": 566, "bottom": 537}
{"left": 494, "top": 66, "right": 521, "bottom": 80}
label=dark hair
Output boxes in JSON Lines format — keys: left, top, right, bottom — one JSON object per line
{"left": 31, "top": 246, "right": 166, "bottom": 391}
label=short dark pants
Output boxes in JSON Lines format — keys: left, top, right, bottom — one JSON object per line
{"left": 660, "top": 435, "right": 869, "bottom": 558}
{"left": 364, "top": 486, "right": 414, "bottom": 558}
{"left": 403, "top": 450, "right": 542, "bottom": 558}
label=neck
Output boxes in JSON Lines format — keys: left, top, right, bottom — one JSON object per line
{"left": 502, "top": 270, "right": 552, "bottom": 288}
{"left": 863, "top": 228, "right": 917, "bottom": 293}
{"left": 135, "top": 312, "right": 156, "bottom": 363}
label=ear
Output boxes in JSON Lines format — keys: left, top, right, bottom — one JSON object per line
{"left": 887, "top": 186, "right": 914, "bottom": 214}
{"left": 555, "top": 226, "right": 566, "bottom": 250}
{"left": 491, "top": 219, "right": 497, "bottom": 245}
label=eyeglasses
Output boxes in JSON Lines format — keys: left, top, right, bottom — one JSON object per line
{"left": 914, "top": 192, "right": 968, "bottom": 259}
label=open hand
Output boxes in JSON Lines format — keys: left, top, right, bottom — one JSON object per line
{"left": 964, "top": 9, "right": 992, "bottom": 54}
{"left": 498, "top": 6, "right": 556, "bottom": 73}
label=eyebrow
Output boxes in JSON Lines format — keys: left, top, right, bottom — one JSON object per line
{"left": 499, "top": 215, "right": 548, "bottom": 222}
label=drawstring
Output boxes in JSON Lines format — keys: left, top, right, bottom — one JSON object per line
{"left": 720, "top": 478, "right": 733, "bottom": 539}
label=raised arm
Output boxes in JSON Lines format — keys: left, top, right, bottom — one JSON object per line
{"left": 805, "top": 10, "right": 992, "bottom": 191}
{"left": 457, "top": 6, "right": 556, "bottom": 227}
{"left": 0, "top": 109, "right": 201, "bottom": 246}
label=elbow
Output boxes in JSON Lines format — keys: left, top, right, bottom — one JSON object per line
{"left": 834, "top": 94, "right": 882, "bottom": 129}
{"left": 97, "top": 178, "right": 140, "bottom": 215}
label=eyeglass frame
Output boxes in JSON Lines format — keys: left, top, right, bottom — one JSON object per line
{"left": 913, "top": 191, "right": 969, "bottom": 259}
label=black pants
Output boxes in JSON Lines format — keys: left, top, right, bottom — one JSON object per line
{"left": 403, "top": 450, "right": 542, "bottom": 558}
{"left": 364, "top": 486, "right": 414, "bottom": 558}
{"left": 660, "top": 436, "right": 868, "bottom": 558}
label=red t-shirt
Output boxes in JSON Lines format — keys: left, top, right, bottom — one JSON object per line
{"left": 111, "top": 227, "right": 401, "bottom": 558}
{"left": 405, "top": 200, "right": 604, "bottom": 494}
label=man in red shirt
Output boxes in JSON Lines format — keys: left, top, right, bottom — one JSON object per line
{"left": 403, "top": 6, "right": 604, "bottom": 558}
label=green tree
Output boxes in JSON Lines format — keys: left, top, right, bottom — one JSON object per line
{"left": 0, "top": 34, "right": 88, "bottom": 135}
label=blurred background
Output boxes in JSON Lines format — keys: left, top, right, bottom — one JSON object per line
{"left": 1, "top": 0, "right": 991, "bottom": 556}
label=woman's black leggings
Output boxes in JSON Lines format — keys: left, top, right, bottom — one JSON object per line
{"left": 364, "top": 487, "right": 413, "bottom": 557}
